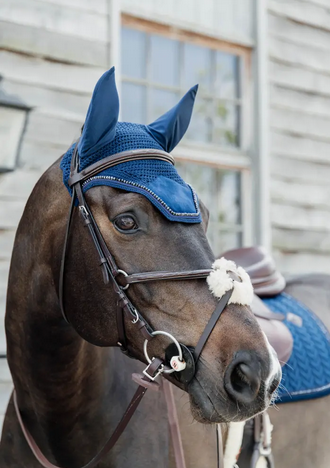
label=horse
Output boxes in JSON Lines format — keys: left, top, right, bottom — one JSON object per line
{"left": 0, "top": 67, "right": 281, "bottom": 467}
{"left": 266, "top": 275, "right": 330, "bottom": 468}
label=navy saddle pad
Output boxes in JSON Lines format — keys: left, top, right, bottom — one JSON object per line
{"left": 263, "top": 293, "right": 330, "bottom": 404}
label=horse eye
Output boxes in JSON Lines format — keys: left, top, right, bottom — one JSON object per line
{"left": 114, "top": 215, "right": 138, "bottom": 232}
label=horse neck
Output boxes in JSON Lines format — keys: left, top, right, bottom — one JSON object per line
{"left": 6, "top": 265, "right": 117, "bottom": 465}
{"left": 7, "top": 290, "right": 109, "bottom": 420}
{"left": 5, "top": 169, "right": 117, "bottom": 459}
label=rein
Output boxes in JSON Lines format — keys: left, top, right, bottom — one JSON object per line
{"left": 14, "top": 143, "right": 233, "bottom": 468}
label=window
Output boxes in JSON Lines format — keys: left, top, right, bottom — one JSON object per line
{"left": 121, "top": 27, "right": 241, "bottom": 148}
{"left": 121, "top": 20, "right": 251, "bottom": 254}
{"left": 176, "top": 162, "right": 242, "bottom": 255}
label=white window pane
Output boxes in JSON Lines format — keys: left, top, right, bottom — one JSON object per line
{"left": 121, "top": 83, "right": 146, "bottom": 124}
{"left": 176, "top": 162, "right": 242, "bottom": 254}
{"left": 183, "top": 43, "right": 212, "bottom": 92}
{"left": 215, "top": 171, "right": 241, "bottom": 225}
{"left": 185, "top": 98, "right": 213, "bottom": 143}
{"left": 177, "top": 163, "right": 241, "bottom": 224}
{"left": 121, "top": 27, "right": 147, "bottom": 79}
{"left": 213, "top": 102, "right": 240, "bottom": 148}
{"left": 215, "top": 52, "right": 240, "bottom": 99}
{"left": 150, "top": 35, "right": 180, "bottom": 87}
{"left": 149, "top": 88, "right": 179, "bottom": 123}
{"left": 208, "top": 228, "right": 242, "bottom": 256}
{"left": 120, "top": 27, "right": 244, "bottom": 152}
{"left": 178, "top": 162, "right": 216, "bottom": 208}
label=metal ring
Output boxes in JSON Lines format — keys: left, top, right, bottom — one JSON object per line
{"left": 117, "top": 269, "right": 129, "bottom": 290}
{"left": 143, "top": 331, "right": 183, "bottom": 374}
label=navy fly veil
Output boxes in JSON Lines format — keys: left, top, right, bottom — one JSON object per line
{"left": 61, "top": 67, "right": 201, "bottom": 223}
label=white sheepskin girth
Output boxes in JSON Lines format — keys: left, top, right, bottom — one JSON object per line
{"left": 207, "top": 257, "right": 253, "bottom": 306}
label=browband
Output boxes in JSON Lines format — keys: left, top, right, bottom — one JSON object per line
{"left": 68, "top": 148, "right": 175, "bottom": 187}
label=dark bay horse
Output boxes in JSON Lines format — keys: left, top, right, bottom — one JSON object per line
{"left": 0, "top": 163, "right": 279, "bottom": 468}
{"left": 267, "top": 275, "right": 330, "bottom": 468}
{"left": 0, "top": 68, "right": 280, "bottom": 467}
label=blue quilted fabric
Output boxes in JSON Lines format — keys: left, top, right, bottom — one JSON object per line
{"left": 60, "top": 122, "right": 201, "bottom": 223}
{"left": 263, "top": 293, "right": 330, "bottom": 404}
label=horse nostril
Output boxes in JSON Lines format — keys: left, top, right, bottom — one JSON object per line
{"left": 268, "top": 371, "right": 281, "bottom": 395}
{"left": 225, "top": 355, "right": 261, "bottom": 405}
{"left": 232, "top": 363, "right": 255, "bottom": 392}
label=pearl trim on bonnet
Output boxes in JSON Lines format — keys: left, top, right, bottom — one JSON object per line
{"left": 207, "top": 257, "right": 253, "bottom": 306}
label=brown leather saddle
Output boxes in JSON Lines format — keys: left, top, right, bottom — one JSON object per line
{"left": 221, "top": 246, "right": 293, "bottom": 365}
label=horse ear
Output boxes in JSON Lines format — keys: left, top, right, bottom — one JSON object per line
{"left": 78, "top": 67, "right": 119, "bottom": 158}
{"left": 147, "top": 85, "right": 198, "bottom": 153}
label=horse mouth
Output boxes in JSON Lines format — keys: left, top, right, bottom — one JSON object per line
{"left": 188, "top": 378, "right": 225, "bottom": 424}
{"left": 188, "top": 377, "right": 271, "bottom": 424}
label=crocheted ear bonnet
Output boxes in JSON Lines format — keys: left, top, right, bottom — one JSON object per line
{"left": 60, "top": 67, "right": 201, "bottom": 223}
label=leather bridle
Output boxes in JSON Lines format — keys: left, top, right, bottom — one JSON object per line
{"left": 14, "top": 142, "right": 234, "bottom": 468}
{"left": 60, "top": 143, "right": 234, "bottom": 367}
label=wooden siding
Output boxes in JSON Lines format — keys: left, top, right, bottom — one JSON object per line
{"left": 268, "top": 0, "right": 330, "bottom": 273}
{"left": 0, "top": 0, "right": 108, "bottom": 66}
{"left": 0, "top": 0, "right": 111, "bottom": 365}
{"left": 121, "top": 0, "right": 254, "bottom": 46}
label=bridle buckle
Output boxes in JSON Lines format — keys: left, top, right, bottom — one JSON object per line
{"left": 79, "top": 205, "right": 89, "bottom": 220}
{"left": 143, "top": 358, "right": 165, "bottom": 381}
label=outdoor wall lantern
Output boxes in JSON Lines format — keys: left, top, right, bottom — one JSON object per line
{"left": 0, "top": 78, "right": 31, "bottom": 172}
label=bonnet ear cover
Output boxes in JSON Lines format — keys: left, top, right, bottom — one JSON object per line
{"left": 147, "top": 84, "right": 198, "bottom": 153}
{"left": 60, "top": 70, "right": 202, "bottom": 223}
{"left": 78, "top": 67, "right": 119, "bottom": 158}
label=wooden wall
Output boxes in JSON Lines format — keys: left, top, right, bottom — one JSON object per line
{"left": 121, "top": 0, "right": 255, "bottom": 46}
{"left": 0, "top": 0, "right": 113, "bottom": 354}
{"left": 268, "top": 0, "right": 330, "bottom": 274}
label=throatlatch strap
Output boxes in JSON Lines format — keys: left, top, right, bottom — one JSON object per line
{"left": 59, "top": 187, "right": 76, "bottom": 323}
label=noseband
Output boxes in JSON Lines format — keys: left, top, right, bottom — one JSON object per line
{"left": 14, "top": 143, "right": 235, "bottom": 468}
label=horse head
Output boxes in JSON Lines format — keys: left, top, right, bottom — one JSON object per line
{"left": 56, "top": 67, "right": 281, "bottom": 424}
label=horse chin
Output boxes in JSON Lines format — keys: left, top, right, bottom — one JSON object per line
{"left": 187, "top": 378, "right": 228, "bottom": 424}
{"left": 188, "top": 386, "right": 225, "bottom": 424}
{"left": 188, "top": 378, "right": 270, "bottom": 424}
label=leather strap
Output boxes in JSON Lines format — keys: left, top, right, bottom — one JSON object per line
{"left": 68, "top": 149, "right": 174, "bottom": 186}
{"left": 14, "top": 388, "right": 147, "bottom": 468}
{"left": 123, "top": 269, "right": 212, "bottom": 285}
{"left": 116, "top": 301, "right": 129, "bottom": 352}
{"left": 194, "top": 289, "right": 233, "bottom": 362}
{"left": 216, "top": 424, "right": 224, "bottom": 468}
{"left": 163, "top": 380, "right": 187, "bottom": 468}
{"left": 59, "top": 187, "right": 76, "bottom": 323}
{"left": 250, "top": 413, "right": 274, "bottom": 468}
{"left": 13, "top": 359, "right": 164, "bottom": 468}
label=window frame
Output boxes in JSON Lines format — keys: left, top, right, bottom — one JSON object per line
{"left": 120, "top": 14, "right": 253, "bottom": 249}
